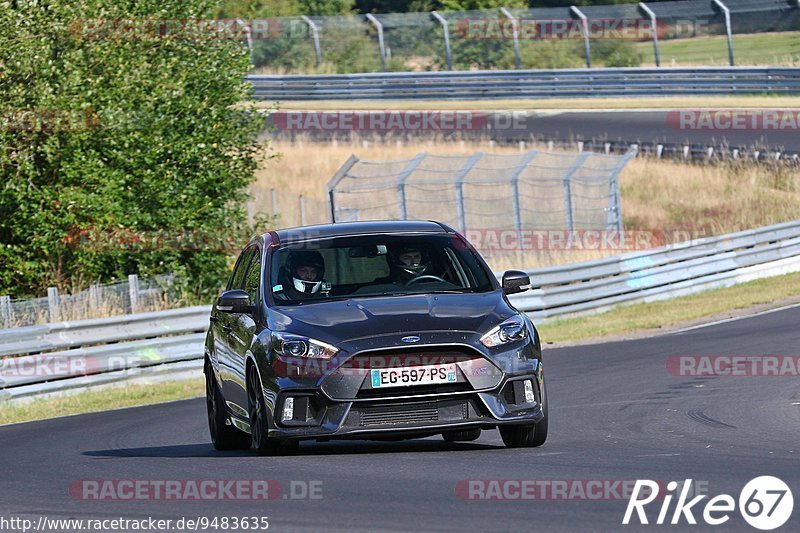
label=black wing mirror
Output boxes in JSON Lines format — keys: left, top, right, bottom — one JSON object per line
{"left": 217, "top": 289, "right": 253, "bottom": 313}
{"left": 501, "top": 270, "right": 531, "bottom": 295}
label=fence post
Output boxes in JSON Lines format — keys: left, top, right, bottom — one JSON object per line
{"left": 365, "top": 14, "right": 387, "bottom": 71}
{"left": 89, "top": 282, "right": 101, "bottom": 311}
{"left": 47, "top": 287, "right": 60, "bottom": 322}
{"left": 453, "top": 152, "right": 484, "bottom": 233}
{"left": 607, "top": 148, "right": 637, "bottom": 247}
{"left": 301, "top": 15, "right": 322, "bottom": 67}
{"left": 509, "top": 151, "right": 539, "bottom": 234}
{"left": 500, "top": 8, "right": 521, "bottom": 70}
{"left": 0, "top": 295, "right": 11, "bottom": 329}
{"left": 395, "top": 154, "right": 427, "bottom": 220}
{"left": 236, "top": 19, "right": 253, "bottom": 66}
{"left": 325, "top": 154, "right": 360, "bottom": 223}
{"left": 638, "top": 3, "right": 660, "bottom": 67}
{"left": 128, "top": 274, "right": 139, "bottom": 314}
{"left": 570, "top": 6, "right": 592, "bottom": 68}
{"left": 561, "top": 152, "right": 591, "bottom": 235}
{"left": 271, "top": 188, "right": 278, "bottom": 216}
{"left": 300, "top": 195, "right": 307, "bottom": 226}
{"left": 712, "top": 0, "right": 734, "bottom": 66}
{"left": 431, "top": 11, "right": 453, "bottom": 70}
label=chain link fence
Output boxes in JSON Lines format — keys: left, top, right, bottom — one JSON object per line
{"left": 0, "top": 274, "right": 178, "bottom": 328}
{"left": 248, "top": 1, "right": 800, "bottom": 73}
{"left": 326, "top": 149, "right": 635, "bottom": 235}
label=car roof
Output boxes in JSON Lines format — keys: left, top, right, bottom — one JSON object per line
{"left": 271, "top": 220, "right": 450, "bottom": 244}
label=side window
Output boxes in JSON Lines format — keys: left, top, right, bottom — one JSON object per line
{"left": 244, "top": 250, "right": 262, "bottom": 304}
{"left": 228, "top": 248, "right": 254, "bottom": 290}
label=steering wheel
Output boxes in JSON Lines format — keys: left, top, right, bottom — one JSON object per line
{"left": 406, "top": 275, "right": 447, "bottom": 285}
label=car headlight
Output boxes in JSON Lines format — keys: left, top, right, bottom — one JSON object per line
{"left": 480, "top": 315, "right": 528, "bottom": 348}
{"left": 272, "top": 332, "right": 339, "bottom": 359}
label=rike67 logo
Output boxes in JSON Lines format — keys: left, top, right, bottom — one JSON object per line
{"left": 623, "top": 476, "right": 793, "bottom": 530}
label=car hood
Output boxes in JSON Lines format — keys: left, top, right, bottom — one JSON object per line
{"left": 268, "top": 291, "right": 517, "bottom": 346}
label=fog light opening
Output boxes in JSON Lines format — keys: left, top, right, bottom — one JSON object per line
{"left": 524, "top": 380, "right": 536, "bottom": 403}
{"left": 282, "top": 397, "right": 295, "bottom": 423}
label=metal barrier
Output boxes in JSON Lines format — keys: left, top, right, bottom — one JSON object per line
{"left": 248, "top": 67, "right": 800, "bottom": 100}
{"left": 2, "top": 220, "right": 800, "bottom": 399}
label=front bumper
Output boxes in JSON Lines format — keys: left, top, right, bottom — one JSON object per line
{"left": 265, "top": 372, "right": 545, "bottom": 441}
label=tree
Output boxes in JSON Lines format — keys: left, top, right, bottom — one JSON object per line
{"left": 0, "top": 0, "right": 265, "bottom": 300}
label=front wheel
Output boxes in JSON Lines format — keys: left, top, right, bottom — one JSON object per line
{"left": 206, "top": 366, "right": 250, "bottom": 451}
{"left": 247, "top": 368, "right": 298, "bottom": 456}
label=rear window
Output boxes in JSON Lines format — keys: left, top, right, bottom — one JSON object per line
{"left": 269, "top": 234, "right": 493, "bottom": 305}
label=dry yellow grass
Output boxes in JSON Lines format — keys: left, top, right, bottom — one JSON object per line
{"left": 254, "top": 138, "right": 800, "bottom": 269}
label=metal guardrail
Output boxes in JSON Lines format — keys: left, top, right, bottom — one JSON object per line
{"left": 508, "top": 219, "right": 800, "bottom": 318}
{"left": 2, "top": 220, "right": 800, "bottom": 400}
{"left": 248, "top": 67, "right": 800, "bottom": 100}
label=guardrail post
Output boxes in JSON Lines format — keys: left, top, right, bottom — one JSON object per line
{"left": 712, "top": 0, "right": 734, "bottom": 66}
{"left": 431, "top": 11, "right": 453, "bottom": 70}
{"left": 509, "top": 151, "right": 539, "bottom": 234}
{"left": 395, "top": 154, "right": 427, "bottom": 220}
{"left": 570, "top": 6, "right": 592, "bottom": 68}
{"left": 365, "top": 14, "right": 387, "bottom": 71}
{"left": 300, "top": 195, "right": 307, "bottom": 226}
{"left": 0, "top": 295, "right": 11, "bottom": 328}
{"left": 638, "top": 2, "right": 660, "bottom": 67}
{"left": 47, "top": 287, "right": 60, "bottom": 322}
{"left": 500, "top": 8, "right": 521, "bottom": 70}
{"left": 128, "top": 274, "right": 139, "bottom": 314}
{"left": 300, "top": 16, "right": 322, "bottom": 67}
{"left": 325, "top": 154, "right": 360, "bottom": 222}
{"left": 453, "top": 152, "right": 484, "bottom": 233}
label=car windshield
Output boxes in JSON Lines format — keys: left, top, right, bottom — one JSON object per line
{"left": 269, "top": 233, "right": 494, "bottom": 305}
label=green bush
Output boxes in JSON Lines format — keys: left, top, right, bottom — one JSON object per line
{"left": 591, "top": 39, "right": 643, "bottom": 68}
{"left": 0, "top": 0, "right": 265, "bottom": 301}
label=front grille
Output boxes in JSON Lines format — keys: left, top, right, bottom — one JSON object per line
{"left": 356, "top": 382, "right": 471, "bottom": 399}
{"left": 353, "top": 399, "right": 470, "bottom": 427}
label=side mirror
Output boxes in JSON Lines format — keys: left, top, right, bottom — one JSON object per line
{"left": 217, "top": 289, "right": 253, "bottom": 313}
{"left": 502, "top": 270, "right": 531, "bottom": 295}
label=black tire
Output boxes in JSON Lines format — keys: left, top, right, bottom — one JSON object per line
{"left": 247, "top": 368, "right": 298, "bottom": 456}
{"left": 206, "top": 366, "right": 250, "bottom": 451}
{"left": 499, "top": 379, "right": 548, "bottom": 448}
{"left": 442, "top": 429, "right": 482, "bottom": 442}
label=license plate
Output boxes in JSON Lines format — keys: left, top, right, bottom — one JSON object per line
{"left": 370, "top": 364, "right": 457, "bottom": 388}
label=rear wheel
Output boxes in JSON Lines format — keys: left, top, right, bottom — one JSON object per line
{"left": 206, "top": 366, "right": 250, "bottom": 451}
{"left": 247, "top": 368, "right": 298, "bottom": 456}
{"left": 500, "top": 379, "right": 548, "bottom": 448}
{"left": 442, "top": 429, "right": 481, "bottom": 442}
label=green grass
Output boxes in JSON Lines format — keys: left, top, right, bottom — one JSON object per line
{"left": 0, "top": 378, "right": 204, "bottom": 426}
{"left": 539, "top": 271, "right": 800, "bottom": 343}
{"left": 636, "top": 31, "right": 800, "bottom": 66}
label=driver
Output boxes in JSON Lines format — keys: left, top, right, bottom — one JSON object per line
{"left": 388, "top": 245, "right": 433, "bottom": 285}
{"left": 277, "top": 250, "right": 326, "bottom": 300}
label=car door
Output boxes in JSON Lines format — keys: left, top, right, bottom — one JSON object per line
{"left": 214, "top": 247, "right": 255, "bottom": 415}
{"left": 224, "top": 246, "right": 263, "bottom": 411}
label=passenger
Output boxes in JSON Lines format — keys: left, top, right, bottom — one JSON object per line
{"left": 277, "top": 251, "right": 326, "bottom": 300}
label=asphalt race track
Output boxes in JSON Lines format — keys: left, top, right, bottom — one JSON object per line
{"left": 509, "top": 110, "right": 800, "bottom": 152}
{"left": 1, "top": 305, "right": 799, "bottom": 532}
